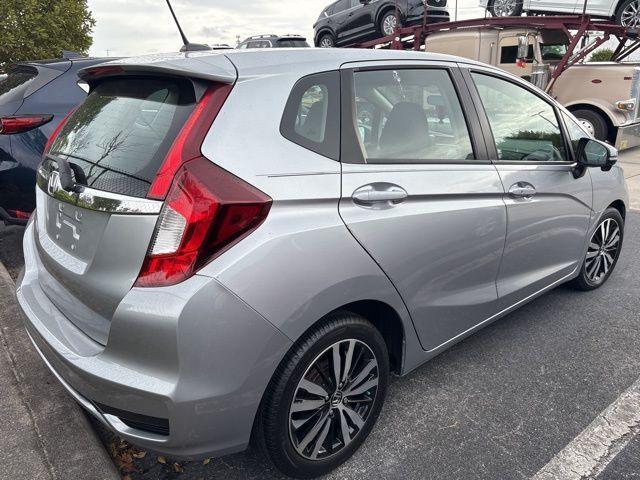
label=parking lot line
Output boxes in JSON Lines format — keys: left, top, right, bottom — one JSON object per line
{"left": 532, "top": 377, "right": 640, "bottom": 480}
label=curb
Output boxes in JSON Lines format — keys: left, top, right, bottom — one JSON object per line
{"left": 0, "top": 262, "right": 120, "bottom": 480}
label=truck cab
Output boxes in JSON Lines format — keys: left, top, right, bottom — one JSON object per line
{"left": 425, "top": 26, "right": 640, "bottom": 149}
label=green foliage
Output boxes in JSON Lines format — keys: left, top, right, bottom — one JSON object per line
{"left": 0, "top": 0, "right": 95, "bottom": 72}
{"left": 589, "top": 48, "right": 615, "bottom": 62}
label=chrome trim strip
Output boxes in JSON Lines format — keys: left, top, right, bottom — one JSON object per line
{"left": 37, "top": 168, "right": 162, "bottom": 215}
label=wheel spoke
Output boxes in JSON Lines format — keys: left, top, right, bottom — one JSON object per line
{"left": 342, "top": 340, "right": 355, "bottom": 384}
{"left": 342, "top": 405, "right": 365, "bottom": 429}
{"left": 297, "top": 410, "right": 330, "bottom": 453}
{"left": 339, "top": 408, "right": 353, "bottom": 447}
{"left": 310, "top": 417, "right": 332, "bottom": 460}
{"left": 346, "top": 377, "right": 378, "bottom": 397}
{"left": 587, "top": 256, "right": 601, "bottom": 279}
{"left": 605, "top": 232, "right": 620, "bottom": 249}
{"left": 603, "top": 252, "right": 615, "bottom": 274}
{"left": 332, "top": 344, "right": 342, "bottom": 389}
{"left": 346, "top": 359, "right": 377, "bottom": 392}
{"left": 299, "top": 379, "right": 328, "bottom": 398}
{"left": 291, "top": 398, "right": 326, "bottom": 413}
{"left": 585, "top": 250, "right": 599, "bottom": 260}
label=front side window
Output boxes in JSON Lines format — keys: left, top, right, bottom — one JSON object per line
{"left": 281, "top": 71, "right": 339, "bottom": 160}
{"left": 334, "top": 0, "right": 350, "bottom": 13}
{"left": 352, "top": 68, "right": 474, "bottom": 163}
{"left": 472, "top": 73, "right": 567, "bottom": 162}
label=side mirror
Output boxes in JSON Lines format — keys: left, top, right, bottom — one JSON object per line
{"left": 575, "top": 137, "right": 617, "bottom": 171}
{"left": 517, "top": 35, "right": 529, "bottom": 61}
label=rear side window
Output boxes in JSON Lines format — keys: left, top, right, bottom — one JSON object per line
{"left": 351, "top": 69, "right": 475, "bottom": 163}
{"left": 276, "top": 39, "right": 309, "bottom": 48}
{"left": 281, "top": 71, "right": 340, "bottom": 160}
{"left": 0, "top": 66, "right": 38, "bottom": 108}
{"left": 48, "top": 77, "right": 196, "bottom": 198}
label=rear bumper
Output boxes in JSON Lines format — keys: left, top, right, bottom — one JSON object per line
{"left": 615, "top": 120, "right": 640, "bottom": 151}
{"left": 16, "top": 220, "right": 291, "bottom": 459}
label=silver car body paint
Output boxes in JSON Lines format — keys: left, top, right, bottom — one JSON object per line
{"left": 16, "top": 48, "right": 629, "bottom": 459}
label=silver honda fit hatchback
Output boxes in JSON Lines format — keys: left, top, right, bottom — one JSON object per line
{"left": 17, "top": 48, "right": 628, "bottom": 478}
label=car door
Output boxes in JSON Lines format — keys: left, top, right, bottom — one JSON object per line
{"left": 345, "top": 0, "right": 377, "bottom": 41}
{"left": 339, "top": 62, "right": 507, "bottom": 352}
{"left": 333, "top": 0, "right": 355, "bottom": 41}
{"left": 572, "top": 0, "right": 614, "bottom": 15}
{"left": 463, "top": 67, "right": 593, "bottom": 309}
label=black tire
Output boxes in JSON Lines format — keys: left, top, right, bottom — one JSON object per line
{"left": 316, "top": 33, "right": 335, "bottom": 48}
{"left": 256, "top": 312, "right": 390, "bottom": 479}
{"left": 489, "top": 0, "right": 523, "bottom": 17}
{"left": 569, "top": 208, "right": 624, "bottom": 291}
{"left": 379, "top": 10, "right": 399, "bottom": 37}
{"left": 571, "top": 108, "right": 610, "bottom": 142}
{"left": 616, "top": 0, "right": 640, "bottom": 27}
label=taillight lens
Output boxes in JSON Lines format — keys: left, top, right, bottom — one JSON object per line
{"left": 0, "top": 115, "right": 53, "bottom": 135}
{"left": 43, "top": 109, "right": 76, "bottom": 157}
{"left": 135, "top": 157, "right": 271, "bottom": 288}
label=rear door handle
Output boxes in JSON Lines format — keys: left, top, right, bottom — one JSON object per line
{"left": 352, "top": 183, "right": 408, "bottom": 208}
{"left": 508, "top": 182, "right": 537, "bottom": 199}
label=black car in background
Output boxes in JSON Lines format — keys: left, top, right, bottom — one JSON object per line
{"left": 314, "top": 0, "right": 449, "bottom": 47}
{"left": 0, "top": 55, "right": 110, "bottom": 225}
{"left": 238, "top": 34, "right": 310, "bottom": 49}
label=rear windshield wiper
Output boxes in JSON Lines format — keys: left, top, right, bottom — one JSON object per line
{"left": 49, "top": 155, "right": 87, "bottom": 193}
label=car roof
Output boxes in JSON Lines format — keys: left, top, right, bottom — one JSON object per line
{"left": 87, "top": 48, "right": 483, "bottom": 83}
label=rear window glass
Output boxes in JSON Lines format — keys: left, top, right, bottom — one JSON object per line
{"left": 48, "top": 77, "right": 195, "bottom": 198}
{"left": 276, "top": 39, "right": 309, "bottom": 48}
{"left": 0, "top": 66, "right": 38, "bottom": 106}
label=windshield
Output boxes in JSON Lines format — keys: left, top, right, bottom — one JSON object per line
{"left": 541, "top": 43, "right": 568, "bottom": 61}
{"left": 48, "top": 77, "right": 196, "bottom": 198}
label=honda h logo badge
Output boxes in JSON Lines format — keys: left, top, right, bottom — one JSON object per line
{"left": 47, "top": 171, "right": 61, "bottom": 196}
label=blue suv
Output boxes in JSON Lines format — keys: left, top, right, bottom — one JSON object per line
{"left": 0, "top": 55, "right": 111, "bottom": 224}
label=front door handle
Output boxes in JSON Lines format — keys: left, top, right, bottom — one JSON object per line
{"left": 508, "top": 182, "right": 537, "bottom": 199}
{"left": 352, "top": 183, "right": 408, "bottom": 208}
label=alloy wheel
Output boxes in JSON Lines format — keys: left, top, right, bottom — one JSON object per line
{"left": 493, "top": 0, "right": 518, "bottom": 16}
{"left": 585, "top": 218, "right": 622, "bottom": 285}
{"left": 382, "top": 14, "right": 398, "bottom": 36}
{"left": 621, "top": 1, "right": 640, "bottom": 27}
{"left": 289, "top": 339, "right": 379, "bottom": 461}
{"left": 319, "top": 36, "right": 334, "bottom": 48}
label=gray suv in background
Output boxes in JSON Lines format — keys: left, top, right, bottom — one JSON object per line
{"left": 17, "top": 48, "right": 628, "bottom": 478}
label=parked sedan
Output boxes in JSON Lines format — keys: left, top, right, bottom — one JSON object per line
{"left": 481, "top": 0, "right": 640, "bottom": 27}
{"left": 0, "top": 55, "right": 111, "bottom": 225}
{"left": 17, "top": 48, "right": 627, "bottom": 479}
{"left": 315, "top": 0, "right": 450, "bottom": 47}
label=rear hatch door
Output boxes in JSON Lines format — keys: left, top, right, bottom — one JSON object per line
{"left": 34, "top": 57, "right": 236, "bottom": 344}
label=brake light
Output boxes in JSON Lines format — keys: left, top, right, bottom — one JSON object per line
{"left": 0, "top": 115, "right": 53, "bottom": 135}
{"left": 148, "top": 83, "right": 234, "bottom": 200}
{"left": 135, "top": 157, "right": 271, "bottom": 288}
{"left": 43, "top": 109, "right": 76, "bottom": 157}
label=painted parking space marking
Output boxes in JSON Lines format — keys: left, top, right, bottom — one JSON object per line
{"left": 532, "top": 377, "right": 640, "bottom": 480}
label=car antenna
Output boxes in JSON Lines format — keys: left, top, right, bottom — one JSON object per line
{"left": 165, "top": 0, "right": 211, "bottom": 52}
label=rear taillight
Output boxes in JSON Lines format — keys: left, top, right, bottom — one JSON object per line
{"left": 0, "top": 115, "right": 53, "bottom": 135}
{"left": 43, "top": 109, "right": 76, "bottom": 157}
{"left": 135, "top": 157, "right": 271, "bottom": 288}
{"left": 148, "top": 83, "right": 234, "bottom": 200}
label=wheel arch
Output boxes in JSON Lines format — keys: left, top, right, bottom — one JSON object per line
{"left": 608, "top": 199, "right": 627, "bottom": 220}
{"left": 314, "top": 28, "right": 335, "bottom": 46}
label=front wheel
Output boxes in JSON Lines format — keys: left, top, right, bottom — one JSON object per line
{"left": 317, "top": 33, "right": 335, "bottom": 48}
{"left": 571, "top": 108, "right": 610, "bottom": 143}
{"left": 570, "top": 208, "right": 624, "bottom": 291}
{"left": 489, "top": 0, "right": 523, "bottom": 17}
{"left": 257, "top": 312, "right": 389, "bottom": 478}
{"left": 380, "top": 11, "right": 399, "bottom": 37}
{"left": 617, "top": 0, "right": 640, "bottom": 27}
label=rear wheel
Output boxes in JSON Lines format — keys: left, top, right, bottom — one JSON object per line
{"left": 317, "top": 33, "right": 335, "bottom": 48}
{"left": 571, "top": 108, "right": 610, "bottom": 143}
{"left": 570, "top": 208, "right": 624, "bottom": 291}
{"left": 617, "top": 0, "right": 640, "bottom": 27}
{"left": 380, "top": 11, "right": 399, "bottom": 37}
{"left": 257, "top": 312, "right": 389, "bottom": 478}
{"left": 489, "top": 0, "right": 523, "bottom": 17}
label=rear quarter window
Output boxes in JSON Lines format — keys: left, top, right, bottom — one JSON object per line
{"left": 280, "top": 71, "right": 340, "bottom": 161}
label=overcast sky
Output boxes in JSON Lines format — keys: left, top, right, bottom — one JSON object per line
{"left": 87, "top": 0, "right": 486, "bottom": 57}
